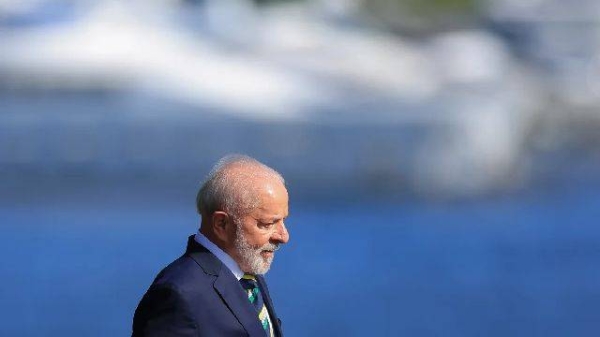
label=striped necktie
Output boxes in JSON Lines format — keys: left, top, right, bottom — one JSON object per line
{"left": 240, "top": 274, "right": 272, "bottom": 337}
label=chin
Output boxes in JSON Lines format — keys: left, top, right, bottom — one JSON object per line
{"left": 239, "top": 250, "right": 275, "bottom": 275}
{"left": 252, "top": 260, "right": 272, "bottom": 275}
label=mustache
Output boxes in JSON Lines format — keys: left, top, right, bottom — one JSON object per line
{"left": 260, "top": 243, "right": 280, "bottom": 252}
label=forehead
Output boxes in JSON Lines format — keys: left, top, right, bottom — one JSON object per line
{"left": 252, "top": 180, "right": 289, "bottom": 219}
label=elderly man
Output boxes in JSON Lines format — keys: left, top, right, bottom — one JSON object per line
{"left": 133, "top": 155, "right": 289, "bottom": 337}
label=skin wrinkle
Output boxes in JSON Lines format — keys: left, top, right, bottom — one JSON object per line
{"left": 234, "top": 219, "right": 280, "bottom": 275}
{"left": 229, "top": 175, "right": 289, "bottom": 274}
{"left": 198, "top": 155, "right": 289, "bottom": 275}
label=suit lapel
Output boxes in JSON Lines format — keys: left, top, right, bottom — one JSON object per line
{"left": 213, "top": 270, "right": 266, "bottom": 337}
{"left": 257, "top": 276, "right": 283, "bottom": 337}
{"left": 186, "top": 236, "right": 265, "bottom": 337}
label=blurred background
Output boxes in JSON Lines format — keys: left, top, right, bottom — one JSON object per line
{"left": 1, "top": 0, "right": 600, "bottom": 336}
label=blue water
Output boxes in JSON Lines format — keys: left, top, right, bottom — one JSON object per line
{"left": 2, "top": 187, "right": 599, "bottom": 336}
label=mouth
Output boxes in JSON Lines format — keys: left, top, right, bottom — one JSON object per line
{"left": 261, "top": 250, "right": 275, "bottom": 257}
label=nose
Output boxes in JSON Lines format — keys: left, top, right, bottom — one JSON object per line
{"left": 272, "top": 221, "right": 289, "bottom": 244}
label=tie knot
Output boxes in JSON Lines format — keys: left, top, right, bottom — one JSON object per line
{"left": 241, "top": 274, "right": 257, "bottom": 282}
{"left": 240, "top": 274, "right": 258, "bottom": 290}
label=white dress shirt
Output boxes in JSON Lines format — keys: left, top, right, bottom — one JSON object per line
{"left": 195, "top": 231, "right": 244, "bottom": 280}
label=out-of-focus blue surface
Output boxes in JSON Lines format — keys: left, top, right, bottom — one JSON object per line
{"left": 2, "top": 185, "right": 599, "bottom": 336}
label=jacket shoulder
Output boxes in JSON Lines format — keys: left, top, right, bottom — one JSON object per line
{"left": 151, "top": 254, "right": 215, "bottom": 292}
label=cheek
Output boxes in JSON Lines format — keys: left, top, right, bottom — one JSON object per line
{"left": 245, "top": 231, "right": 272, "bottom": 247}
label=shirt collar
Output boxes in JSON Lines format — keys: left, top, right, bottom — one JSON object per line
{"left": 194, "top": 230, "right": 244, "bottom": 280}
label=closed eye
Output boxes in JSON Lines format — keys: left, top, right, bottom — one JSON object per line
{"left": 257, "top": 221, "right": 276, "bottom": 229}
{"left": 256, "top": 215, "right": 288, "bottom": 229}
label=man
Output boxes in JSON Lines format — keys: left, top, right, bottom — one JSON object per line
{"left": 133, "top": 154, "right": 289, "bottom": 336}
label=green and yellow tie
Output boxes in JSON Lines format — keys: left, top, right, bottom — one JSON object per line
{"left": 240, "top": 274, "right": 272, "bottom": 337}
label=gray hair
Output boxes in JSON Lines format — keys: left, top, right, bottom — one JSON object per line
{"left": 196, "top": 154, "right": 285, "bottom": 220}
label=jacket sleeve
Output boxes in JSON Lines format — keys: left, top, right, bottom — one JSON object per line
{"left": 132, "top": 285, "right": 199, "bottom": 337}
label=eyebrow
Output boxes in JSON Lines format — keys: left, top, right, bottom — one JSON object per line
{"left": 257, "top": 215, "right": 287, "bottom": 223}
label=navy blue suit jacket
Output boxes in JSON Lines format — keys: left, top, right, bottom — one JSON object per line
{"left": 132, "top": 236, "right": 283, "bottom": 337}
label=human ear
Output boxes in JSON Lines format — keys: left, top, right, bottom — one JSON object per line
{"left": 212, "top": 211, "right": 231, "bottom": 242}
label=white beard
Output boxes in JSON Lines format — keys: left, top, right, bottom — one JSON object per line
{"left": 234, "top": 226, "right": 279, "bottom": 275}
